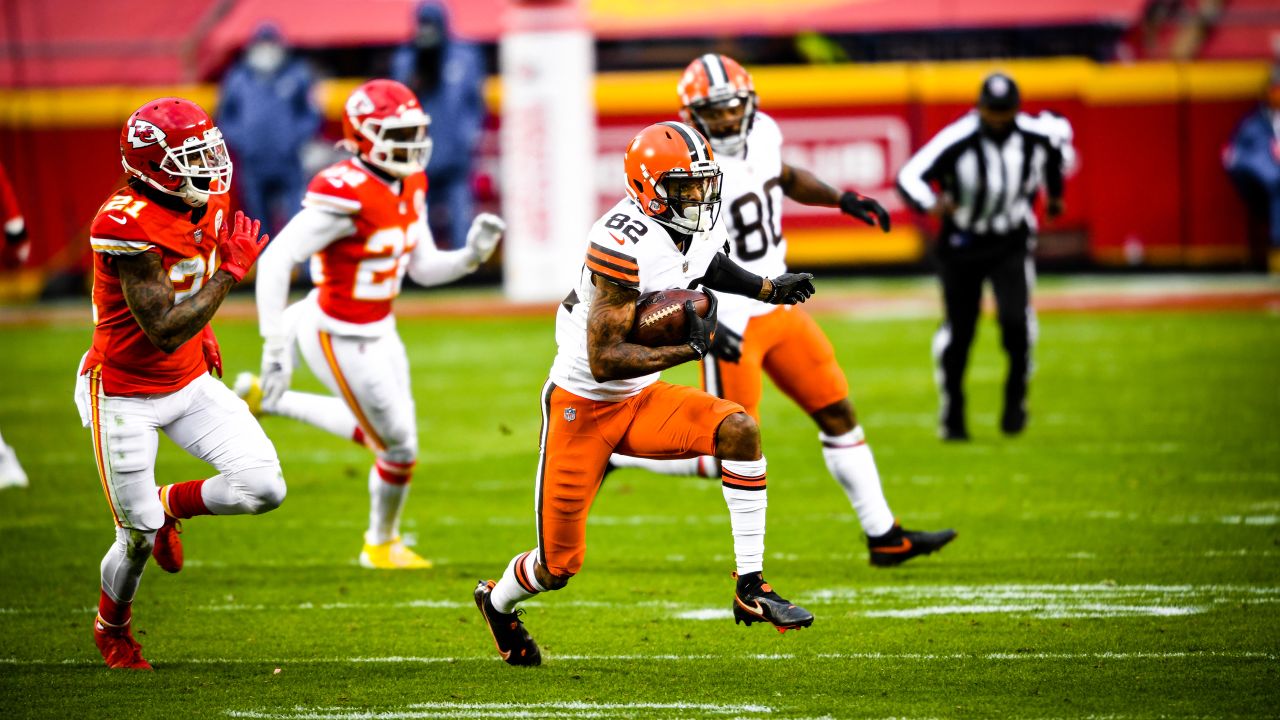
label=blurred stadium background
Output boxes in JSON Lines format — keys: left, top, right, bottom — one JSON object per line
{"left": 3, "top": 0, "right": 1280, "bottom": 301}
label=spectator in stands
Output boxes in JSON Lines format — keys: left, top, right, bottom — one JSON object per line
{"left": 217, "top": 23, "right": 322, "bottom": 235}
{"left": 1224, "top": 64, "right": 1280, "bottom": 273}
{"left": 392, "top": 1, "right": 486, "bottom": 250}
{"left": 0, "top": 158, "right": 29, "bottom": 489}
{"left": 897, "top": 72, "right": 1075, "bottom": 441}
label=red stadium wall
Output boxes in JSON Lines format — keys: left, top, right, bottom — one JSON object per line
{"left": 0, "top": 60, "right": 1269, "bottom": 299}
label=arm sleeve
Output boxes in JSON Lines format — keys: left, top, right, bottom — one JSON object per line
{"left": 406, "top": 217, "right": 480, "bottom": 287}
{"left": 256, "top": 207, "right": 354, "bottom": 338}
{"left": 697, "top": 251, "right": 766, "bottom": 299}
{"left": 896, "top": 113, "right": 977, "bottom": 213}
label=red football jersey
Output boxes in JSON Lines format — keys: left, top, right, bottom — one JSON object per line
{"left": 302, "top": 158, "right": 428, "bottom": 325}
{"left": 80, "top": 186, "right": 227, "bottom": 396}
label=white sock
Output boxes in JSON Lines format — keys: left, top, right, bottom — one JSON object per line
{"left": 720, "top": 457, "right": 767, "bottom": 575}
{"left": 268, "top": 391, "right": 360, "bottom": 441}
{"left": 490, "top": 549, "right": 544, "bottom": 613}
{"left": 607, "top": 454, "right": 717, "bottom": 477}
{"left": 821, "top": 426, "right": 895, "bottom": 537}
{"left": 365, "top": 461, "right": 412, "bottom": 545}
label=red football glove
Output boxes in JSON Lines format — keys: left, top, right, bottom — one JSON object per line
{"left": 218, "top": 211, "right": 270, "bottom": 282}
{"left": 201, "top": 325, "right": 222, "bottom": 378}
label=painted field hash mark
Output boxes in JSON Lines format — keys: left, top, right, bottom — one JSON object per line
{"left": 225, "top": 701, "right": 774, "bottom": 719}
{"left": 799, "top": 583, "right": 1280, "bottom": 619}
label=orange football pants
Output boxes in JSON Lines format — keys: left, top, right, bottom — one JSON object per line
{"left": 702, "top": 305, "right": 848, "bottom": 420}
{"left": 535, "top": 379, "right": 743, "bottom": 577}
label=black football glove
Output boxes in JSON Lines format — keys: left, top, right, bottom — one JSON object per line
{"left": 685, "top": 291, "right": 718, "bottom": 359}
{"left": 763, "top": 272, "right": 815, "bottom": 305}
{"left": 710, "top": 324, "right": 743, "bottom": 363}
{"left": 839, "top": 191, "right": 890, "bottom": 232}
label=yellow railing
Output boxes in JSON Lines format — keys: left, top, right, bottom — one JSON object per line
{"left": 0, "top": 59, "right": 1268, "bottom": 128}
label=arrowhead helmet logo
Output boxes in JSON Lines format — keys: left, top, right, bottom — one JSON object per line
{"left": 127, "top": 119, "right": 166, "bottom": 149}
{"left": 563, "top": 407, "right": 576, "bottom": 422}
{"left": 346, "top": 90, "right": 375, "bottom": 117}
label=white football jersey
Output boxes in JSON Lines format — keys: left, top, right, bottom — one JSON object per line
{"left": 549, "top": 197, "right": 729, "bottom": 402}
{"left": 714, "top": 111, "right": 788, "bottom": 333}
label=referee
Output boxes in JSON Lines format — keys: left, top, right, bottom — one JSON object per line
{"left": 897, "top": 72, "right": 1074, "bottom": 440}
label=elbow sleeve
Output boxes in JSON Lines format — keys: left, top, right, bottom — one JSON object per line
{"left": 698, "top": 253, "right": 764, "bottom": 298}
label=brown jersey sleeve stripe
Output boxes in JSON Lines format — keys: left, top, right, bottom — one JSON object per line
{"left": 588, "top": 242, "right": 640, "bottom": 268}
{"left": 586, "top": 262, "right": 640, "bottom": 287}
{"left": 586, "top": 254, "right": 640, "bottom": 280}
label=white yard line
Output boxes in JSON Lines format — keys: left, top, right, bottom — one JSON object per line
{"left": 3, "top": 650, "right": 1274, "bottom": 668}
{"left": 226, "top": 701, "right": 774, "bottom": 720}
{"left": 3, "top": 583, "right": 1276, "bottom": 618}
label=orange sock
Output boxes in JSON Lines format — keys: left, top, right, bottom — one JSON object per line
{"left": 97, "top": 590, "right": 131, "bottom": 627}
{"left": 159, "top": 480, "right": 211, "bottom": 519}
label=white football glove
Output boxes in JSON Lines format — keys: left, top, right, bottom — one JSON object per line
{"left": 465, "top": 213, "right": 505, "bottom": 268}
{"left": 259, "top": 335, "right": 293, "bottom": 409}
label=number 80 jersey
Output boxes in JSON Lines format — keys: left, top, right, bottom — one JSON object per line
{"left": 302, "top": 158, "right": 428, "bottom": 325}
{"left": 716, "top": 111, "right": 787, "bottom": 322}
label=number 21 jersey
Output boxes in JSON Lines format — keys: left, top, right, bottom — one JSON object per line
{"left": 81, "top": 185, "right": 226, "bottom": 396}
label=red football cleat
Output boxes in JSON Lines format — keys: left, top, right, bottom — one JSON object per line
{"left": 94, "top": 616, "right": 152, "bottom": 670}
{"left": 152, "top": 515, "right": 183, "bottom": 573}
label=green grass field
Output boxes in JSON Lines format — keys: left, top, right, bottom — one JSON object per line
{"left": 1, "top": 279, "right": 1278, "bottom": 719}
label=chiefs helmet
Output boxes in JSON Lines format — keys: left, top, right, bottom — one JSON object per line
{"left": 677, "top": 54, "right": 757, "bottom": 157}
{"left": 120, "top": 98, "right": 232, "bottom": 208}
{"left": 624, "top": 121, "right": 722, "bottom": 234}
{"left": 341, "top": 79, "right": 432, "bottom": 178}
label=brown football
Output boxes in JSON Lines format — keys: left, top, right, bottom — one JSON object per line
{"left": 627, "top": 288, "right": 711, "bottom": 347}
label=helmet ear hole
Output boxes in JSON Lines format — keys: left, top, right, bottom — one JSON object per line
{"left": 632, "top": 179, "right": 644, "bottom": 194}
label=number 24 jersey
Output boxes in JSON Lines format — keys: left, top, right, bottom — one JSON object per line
{"left": 301, "top": 158, "right": 429, "bottom": 326}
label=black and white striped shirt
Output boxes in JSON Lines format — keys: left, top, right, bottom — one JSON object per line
{"left": 897, "top": 111, "right": 1075, "bottom": 236}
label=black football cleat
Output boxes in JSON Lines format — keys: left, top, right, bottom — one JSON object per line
{"left": 732, "top": 572, "right": 814, "bottom": 633}
{"left": 474, "top": 580, "right": 542, "bottom": 666}
{"left": 1001, "top": 405, "right": 1027, "bottom": 436}
{"left": 868, "top": 520, "right": 957, "bottom": 567}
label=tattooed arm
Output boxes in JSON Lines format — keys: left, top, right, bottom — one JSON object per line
{"left": 586, "top": 275, "right": 700, "bottom": 382}
{"left": 116, "top": 253, "right": 236, "bottom": 353}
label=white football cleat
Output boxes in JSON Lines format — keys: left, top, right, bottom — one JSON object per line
{"left": 0, "top": 444, "right": 29, "bottom": 489}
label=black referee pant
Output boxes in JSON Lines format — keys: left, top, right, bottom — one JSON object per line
{"left": 931, "top": 224, "right": 1035, "bottom": 438}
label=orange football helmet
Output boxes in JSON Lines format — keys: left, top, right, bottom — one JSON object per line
{"left": 677, "top": 54, "right": 757, "bottom": 156}
{"left": 120, "top": 97, "right": 232, "bottom": 208}
{"left": 341, "top": 79, "right": 432, "bottom": 178}
{"left": 624, "top": 121, "right": 722, "bottom": 234}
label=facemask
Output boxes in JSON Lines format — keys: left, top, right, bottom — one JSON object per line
{"left": 246, "top": 42, "right": 285, "bottom": 74}
{"left": 415, "top": 24, "right": 443, "bottom": 50}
